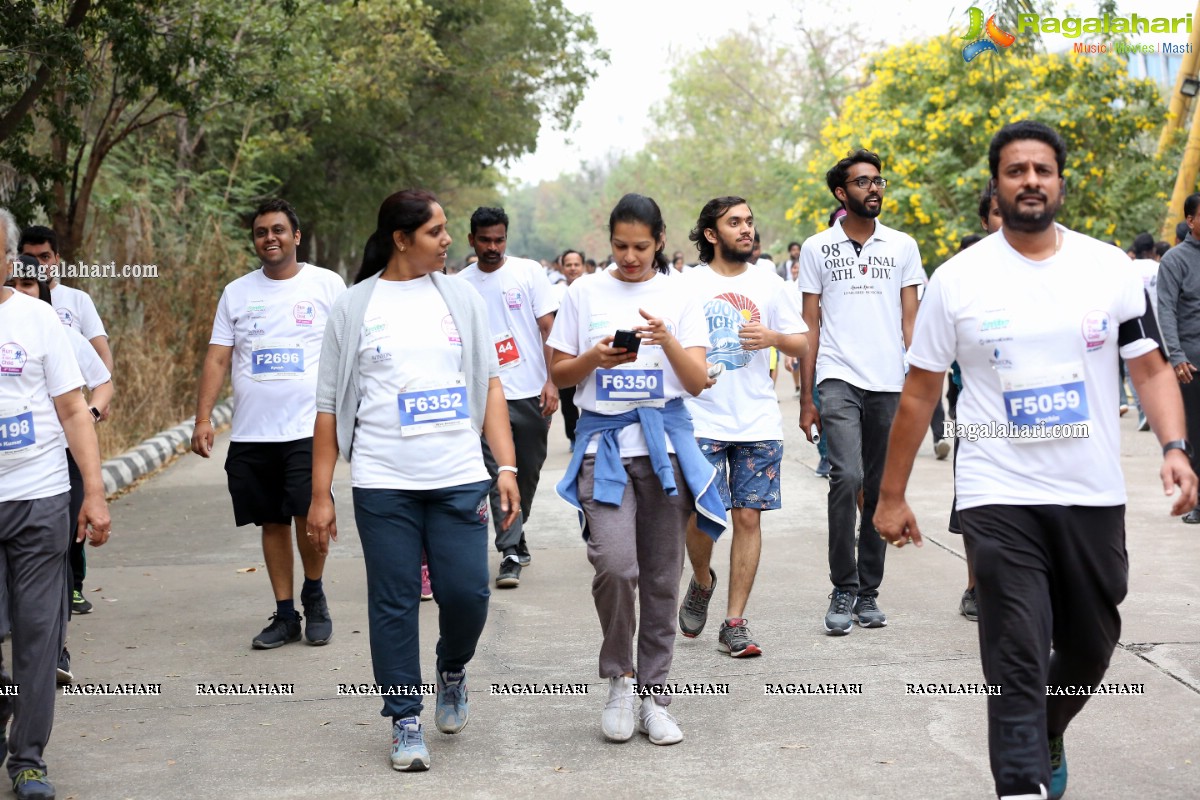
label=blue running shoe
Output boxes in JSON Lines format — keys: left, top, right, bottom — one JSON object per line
{"left": 435, "top": 669, "right": 469, "bottom": 734}
{"left": 391, "top": 718, "right": 429, "bottom": 771}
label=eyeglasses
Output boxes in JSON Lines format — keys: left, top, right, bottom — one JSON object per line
{"left": 845, "top": 177, "right": 887, "bottom": 189}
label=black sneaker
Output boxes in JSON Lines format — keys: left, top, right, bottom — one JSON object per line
{"left": 496, "top": 555, "right": 521, "bottom": 588}
{"left": 56, "top": 648, "right": 73, "bottom": 685}
{"left": 301, "top": 593, "right": 333, "bottom": 646}
{"left": 959, "top": 588, "right": 979, "bottom": 621}
{"left": 1183, "top": 507, "right": 1200, "bottom": 524}
{"left": 823, "top": 589, "right": 854, "bottom": 636}
{"left": 252, "top": 612, "right": 302, "bottom": 650}
{"left": 71, "top": 590, "right": 93, "bottom": 615}
{"left": 516, "top": 539, "right": 531, "bottom": 567}
{"left": 853, "top": 594, "right": 888, "bottom": 628}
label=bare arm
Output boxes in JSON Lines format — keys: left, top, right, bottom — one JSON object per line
{"left": 1127, "top": 347, "right": 1199, "bottom": 515}
{"left": 537, "top": 312, "right": 559, "bottom": 416}
{"left": 872, "top": 366, "right": 946, "bottom": 548}
{"left": 482, "top": 376, "right": 520, "bottom": 530}
{"left": 87, "top": 380, "right": 113, "bottom": 420}
{"left": 307, "top": 412, "right": 340, "bottom": 554}
{"left": 190, "top": 344, "right": 232, "bottom": 457}
{"left": 798, "top": 292, "right": 821, "bottom": 441}
{"left": 54, "top": 390, "right": 110, "bottom": 545}
{"left": 900, "top": 285, "right": 919, "bottom": 349}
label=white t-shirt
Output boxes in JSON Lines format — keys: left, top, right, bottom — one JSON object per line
{"left": 350, "top": 277, "right": 489, "bottom": 490}
{"left": 1132, "top": 258, "right": 1159, "bottom": 317}
{"left": 67, "top": 327, "right": 110, "bottom": 390}
{"left": 209, "top": 263, "right": 346, "bottom": 442}
{"left": 681, "top": 265, "right": 807, "bottom": 441}
{"left": 548, "top": 270, "right": 707, "bottom": 457}
{"left": 458, "top": 256, "right": 558, "bottom": 400}
{"left": 908, "top": 226, "right": 1157, "bottom": 509}
{"left": 50, "top": 283, "right": 107, "bottom": 340}
{"left": 798, "top": 218, "right": 925, "bottom": 391}
{"left": 0, "top": 289, "right": 84, "bottom": 501}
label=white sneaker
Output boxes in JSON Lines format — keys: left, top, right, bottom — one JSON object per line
{"left": 601, "top": 676, "right": 636, "bottom": 742}
{"left": 934, "top": 439, "right": 950, "bottom": 460}
{"left": 637, "top": 698, "right": 682, "bottom": 745}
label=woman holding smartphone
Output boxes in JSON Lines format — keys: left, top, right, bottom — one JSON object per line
{"left": 308, "top": 189, "right": 519, "bottom": 772}
{"left": 548, "top": 194, "right": 726, "bottom": 746}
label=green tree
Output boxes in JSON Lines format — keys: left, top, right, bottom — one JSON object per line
{"left": 789, "top": 35, "right": 1169, "bottom": 267}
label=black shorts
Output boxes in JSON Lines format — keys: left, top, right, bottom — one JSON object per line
{"left": 225, "top": 439, "right": 313, "bottom": 527}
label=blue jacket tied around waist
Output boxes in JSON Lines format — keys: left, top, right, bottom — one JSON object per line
{"left": 555, "top": 398, "right": 728, "bottom": 540}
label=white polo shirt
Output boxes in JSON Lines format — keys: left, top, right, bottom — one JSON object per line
{"left": 210, "top": 263, "right": 346, "bottom": 442}
{"left": 798, "top": 218, "right": 925, "bottom": 392}
{"left": 908, "top": 226, "right": 1158, "bottom": 508}
{"left": 458, "top": 256, "right": 558, "bottom": 400}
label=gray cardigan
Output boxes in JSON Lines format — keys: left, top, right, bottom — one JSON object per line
{"left": 314, "top": 271, "right": 498, "bottom": 462}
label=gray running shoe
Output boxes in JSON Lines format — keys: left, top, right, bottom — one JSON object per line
{"left": 717, "top": 618, "right": 762, "bottom": 657}
{"left": 390, "top": 718, "right": 429, "bottom": 771}
{"left": 678, "top": 569, "right": 717, "bottom": 638}
{"left": 435, "top": 669, "right": 469, "bottom": 734}
{"left": 934, "top": 439, "right": 951, "bottom": 460}
{"left": 853, "top": 594, "right": 888, "bottom": 628}
{"left": 959, "top": 588, "right": 979, "bottom": 621}
{"left": 824, "top": 589, "right": 854, "bottom": 635}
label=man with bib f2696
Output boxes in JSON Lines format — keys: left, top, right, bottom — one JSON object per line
{"left": 191, "top": 199, "right": 346, "bottom": 651}
{"left": 874, "top": 121, "right": 1197, "bottom": 800}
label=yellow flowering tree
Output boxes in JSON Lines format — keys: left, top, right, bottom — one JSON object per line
{"left": 788, "top": 35, "right": 1169, "bottom": 269}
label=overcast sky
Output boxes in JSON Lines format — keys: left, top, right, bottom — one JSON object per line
{"left": 503, "top": 0, "right": 1191, "bottom": 185}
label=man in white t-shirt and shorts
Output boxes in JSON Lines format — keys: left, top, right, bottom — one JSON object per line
{"left": 459, "top": 207, "right": 559, "bottom": 589}
{"left": 875, "top": 121, "right": 1197, "bottom": 800}
{"left": 676, "top": 196, "right": 808, "bottom": 657}
{"left": 798, "top": 149, "right": 924, "bottom": 636}
{"left": 191, "top": 199, "right": 346, "bottom": 650}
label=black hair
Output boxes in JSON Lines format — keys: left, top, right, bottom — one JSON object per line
{"left": 827, "top": 207, "right": 846, "bottom": 228}
{"left": 585, "top": 258, "right": 597, "bottom": 269}
{"left": 825, "top": 150, "right": 882, "bottom": 200}
{"left": 251, "top": 199, "right": 300, "bottom": 235}
{"left": 978, "top": 183, "right": 995, "bottom": 222}
{"left": 560, "top": 248, "right": 584, "bottom": 264}
{"left": 470, "top": 207, "right": 508, "bottom": 235}
{"left": 1176, "top": 221, "right": 1190, "bottom": 244}
{"left": 987, "top": 120, "right": 1067, "bottom": 179}
{"left": 609, "top": 193, "right": 669, "bottom": 274}
{"left": 1156, "top": 240, "right": 1171, "bottom": 258}
{"left": 1185, "top": 193, "right": 1200, "bottom": 219}
{"left": 1132, "top": 232, "right": 1156, "bottom": 259}
{"left": 753, "top": 231, "right": 761, "bottom": 244}
{"left": 788, "top": 240, "right": 801, "bottom": 250}
{"left": 959, "top": 234, "right": 983, "bottom": 251}
{"left": 8, "top": 254, "right": 51, "bottom": 303}
{"left": 18, "top": 224, "right": 57, "bottom": 253}
{"left": 688, "top": 196, "right": 749, "bottom": 265}
{"left": 354, "top": 189, "right": 438, "bottom": 285}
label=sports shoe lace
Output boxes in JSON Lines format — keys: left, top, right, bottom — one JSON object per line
{"left": 441, "top": 673, "right": 465, "bottom": 707}
{"left": 395, "top": 722, "right": 424, "bottom": 748}
{"left": 724, "top": 622, "right": 752, "bottom": 645}
{"left": 857, "top": 595, "right": 878, "bottom": 613}
{"left": 683, "top": 581, "right": 711, "bottom": 615}
{"left": 13, "top": 769, "right": 46, "bottom": 786}
{"left": 831, "top": 590, "right": 853, "bottom": 615}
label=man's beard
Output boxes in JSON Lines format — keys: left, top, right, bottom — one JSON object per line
{"left": 845, "top": 193, "right": 881, "bottom": 219}
{"left": 997, "top": 190, "right": 1061, "bottom": 233}
{"left": 717, "top": 238, "right": 754, "bottom": 263}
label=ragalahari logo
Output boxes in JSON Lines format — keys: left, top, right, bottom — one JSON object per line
{"left": 961, "top": 7, "right": 1016, "bottom": 62}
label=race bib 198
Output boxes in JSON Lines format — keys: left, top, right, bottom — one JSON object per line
{"left": 397, "top": 374, "right": 471, "bottom": 437}
{"left": 0, "top": 402, "right": 35, "bottom": 457}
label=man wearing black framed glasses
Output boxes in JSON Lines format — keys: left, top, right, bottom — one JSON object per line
{"left": 798, "top": 149, "right": 924, "bottom": 636}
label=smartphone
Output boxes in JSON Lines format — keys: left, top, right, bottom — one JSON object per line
{"left": 612, "top": 329, "right": 641, "bottom": 355}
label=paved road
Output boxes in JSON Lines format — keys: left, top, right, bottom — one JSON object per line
{"left": 41, "top": 386, "right": 1200, "bottom": 799}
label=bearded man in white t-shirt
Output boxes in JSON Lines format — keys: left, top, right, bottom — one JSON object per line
{"left": 798, "top": 149, "right": 924, "bottom": 637}
{"left": 676, "top": 196, "right": 808, "bottom": 658}
{"left": 459, "top": 207, "right": 559, "bottom": 589}
{"left": 875, "top": 121, "right": 1197, "bottom": 800}
{"left": 191, "top": 199, "right": 346, "bottom": 651}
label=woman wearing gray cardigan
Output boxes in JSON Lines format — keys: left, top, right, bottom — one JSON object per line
{"left": 307, "top": 189, "right": 519, "bottom": 772}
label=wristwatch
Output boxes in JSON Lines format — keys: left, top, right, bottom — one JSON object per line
{"left": 1162, "top": 440, "right": 1193, "bottom": 459}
